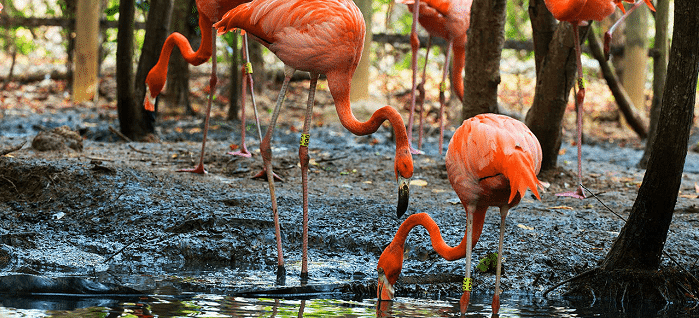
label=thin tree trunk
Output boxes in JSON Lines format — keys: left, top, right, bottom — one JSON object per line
{"left": 134, "top": 0, "right": 174, "bottom": 132}
{"left": 587, "top": 30, "right": 647, "bottom": 139}
{"left": 602, "top": 0, "right": 699, "bottom": 271}
{"left": 525, "top": 21, "right": 585, "bottom": 170}
{"left": 621, "top": 2, "right": 649, "bottom": 116}
{"left": 639, "top": 0, "right": 670, "bottom": 168}
{"left": 351, "top": 0, "right": 372, "bottom": 101}
{"left": 462, "top": 0, "right": 507, "bottom": 119}
{"left": 528, "top": 0, "right": 556, "bottom": 76}
{"left": 116, "top": 0, "right": 138, "bottom": 138}
{"left": 249, "top": 40, "right": 265, "bottom": 93}
{"left": 165, "top": 0, "right": 196, "bottom": 115}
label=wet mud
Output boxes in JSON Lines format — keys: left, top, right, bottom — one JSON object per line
{"left": 1, "top": 102, "right": 698, "bottom": 308}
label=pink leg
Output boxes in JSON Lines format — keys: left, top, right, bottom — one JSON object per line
{"left": 556, "top": 23, "right": 586, "bottom": 199}
{"left": 460, "top": 204, "right": 476, "bottom": 314}
{"left": 604, "top": 0, "right": 653, "bottom": 59}
{"left": 227, "top": 62, "right": 252, "bottom": 157}
{"left": 491, "top": 205, "right": 510, "bottom": 315}
{"left": 299, "top": 73, "right": 319, "bottom": 282}
{"left": 262, "top": 65, "right": 296, "bottom": 285}
{"left": 406, "top": 0, "right": 422, "bottom": 155}
{"left": 178, "top": 27, "right": 217, "bottom": 174}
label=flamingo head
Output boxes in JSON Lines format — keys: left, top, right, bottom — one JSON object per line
{"left": 395, "top": 148, "right": 413, "bottom": 217}
{"left": 376, "top": 242, "right": 404, "bottom": 301}
{"left": 0, "top": 4, "right": 3, "bottom": 13}
{"left": 144, "top": 68, "right": 165, "bottom": 112}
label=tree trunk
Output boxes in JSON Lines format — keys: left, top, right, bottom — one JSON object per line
{"left": 249, "top": 40, "right": 265, "bottom": 93}
{"left": 165, "top": 0, "right": 196, "bottom": 115}
{"left": 462, "top": 0, "right": 506, "bottom": 119}
{"left": 602, "top": 0, "right": 699, "bottom": 271}
{"left": 116, "top": 0, "right": 140, "bottom": 139}
{"left": 620, "top": 2, "right": 649, "bottom": 116}
{"left": 525, "top": 17, "right": 585, "bottom": 170}
{"left": 638, "top": 0, "right": 670, "bottom": 168}
{"left": 587, "top": 30, "right": 647, "bottom": 139}
{"left": 528, "top": 0, "right": 556, "bottom": 76}
{"left": 350, "top": 0, "right": 372, "bottom": 101}
{"left": 72, "top": 0, "right": 100, "bottom": 102}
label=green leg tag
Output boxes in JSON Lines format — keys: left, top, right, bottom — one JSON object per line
{"left": 463, "top": 277, "right": 472, "bottom": 292}
{"left": 439, "top": 81, "right": 447, "bottom": 93}
{"left": 245, "top": 62, "right": 253, "bottom": 75}
{"left": 300, "top": 133, "right": 310, "bottom": 147}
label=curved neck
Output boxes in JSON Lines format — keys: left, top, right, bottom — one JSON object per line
{"left": 451, "top": 42, "right": 465, "bottom": 102}
{"left": 391, "top": 212, "right": 485, "bottom": 261}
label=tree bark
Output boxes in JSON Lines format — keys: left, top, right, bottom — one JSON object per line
{"left": 587, "top": 30, "right": 647, "bottom": 139}
{"left": 639, "top": 0, "right": 670, "bottom": 168}
{"left": 525, "top": 20, "right": 585, "bottom": 170}
{"left": 72, "top": 0, "right": 100, "bottom": 102}
{"left": 165, "top": 0, "right": 196, "bottom": 115}
{"left": 249, "top": 40, "right": 265, "bottom": 93}
{"left": 602, "top": 0, "right": 699, "bottom": 271}
{"left": 116, "top": 0, "right": 139, "bottom": 139}
{"left": 621, "top": 3, "right": 649, "bottom": 115}
{"left": 350, "top": 0, "right": 372, "bottom": 101}
{"left": 462, "top": 0, "right": 506, "bottom": 119}
{"left": 527, "top": 0, "right": 556, "bottom": 76}
{"left": 227, "top": 33, "right": 241, "bottom": 121}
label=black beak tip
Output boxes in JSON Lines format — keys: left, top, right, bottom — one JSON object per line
{"left": 397, "top": 184, "right": 409, "bottom": 218}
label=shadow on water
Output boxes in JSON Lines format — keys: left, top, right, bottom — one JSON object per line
{"left": 2, "top": 292, "right": 698, "bottom": 317}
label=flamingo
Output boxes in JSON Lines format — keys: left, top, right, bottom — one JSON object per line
{"left": 144, "top": 0, "right": 262, "bottom": 174}
{"left": 397, "top": 0, "right": 471, "bottom": 154}
{"left": 214, "top": 0, "right": 414, "bottom": 282}
{"left": 377, "top": 113, "right": 543, "bottom": 314}
{"left": 543, "top": 0, "right": 654, "bottom": 198}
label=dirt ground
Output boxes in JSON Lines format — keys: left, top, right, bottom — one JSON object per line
{"left": 1, "top": 76, "right": 698, "bottom": 309}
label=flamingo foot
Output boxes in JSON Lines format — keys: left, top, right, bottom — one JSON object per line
{"left": 460, "top": 291, "right": 471, "bottom": 314}
{"left": 177, "top": 163, "right": 207, "bottom": 174}
{"left": 409, "top": 145, "right": 424, "bottom": 155}
{"left": 227, "top": 145, "right": 252, "bottom": 158}
{"left": 555, "top": 185, "right": 586, "bottom": 199}
{"left": 492, "top": 293, "right": 500, "bottom": 315}
{"left": 252, "top": 168, "right": 283, "bottom": 182}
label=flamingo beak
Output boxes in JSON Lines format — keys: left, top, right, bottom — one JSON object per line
{"left": 144, "top": 84, "right": 157, "bottom": 112}
{"left": 377, "top": 268, "right": 395, "bottom": 301}
{"left": 397, "top": 176, "right": 410, "bottom": 218}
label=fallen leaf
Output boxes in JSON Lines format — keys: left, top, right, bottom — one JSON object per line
{"left": 549, "top": 206, "right": 574, "bottom": 210}
{"left": 446, "top": 198, "right": 460, "bottom": 205}
{"left": 431, "top": 189, "right": 446, "bottom": 193}
{"left": 229, "top": 144, "right": 239, "bottom": 151}
{"left": 558, "top": 148, "right": 567, "bottom": 155}
{"left": 410, "top": 179, "right": 428, "bottom": 187}
{"left": 517, "top": 224, "right": 534, "bottom": 230}
{"left": 695, "top": 182, "right": 699, "bottom": 195}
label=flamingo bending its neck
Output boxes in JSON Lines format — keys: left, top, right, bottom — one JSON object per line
{"left": 215, "top": 0, "right": 414, "bottom": 283}
{"left": 377, "top": 113, "right": 542, "bottom": 314}
{"left": 144, "top": 0, "right": 263, "bottom": 174}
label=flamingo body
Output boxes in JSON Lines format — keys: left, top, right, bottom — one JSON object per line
{"left": 377, "top": 114, "right": 542, "bottom": 314}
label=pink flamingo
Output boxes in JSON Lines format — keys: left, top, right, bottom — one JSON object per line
{"left": 215, "top": 0, "right": 414, "bottom": 282}
{"left": 144, "top": 0, "right": 262, "bottom": 174}
{"left": 543, "top": 0, "right": 655, "bottom": 198}
{"left": 398, "top": 0, "right": 471, "bottom": 154}
{"left": 377, "top": 114, "right": 543, "bottom": 314}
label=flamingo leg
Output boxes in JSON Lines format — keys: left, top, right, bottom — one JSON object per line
{"left": 177, "top": 27, "right": 217, "bottom": 174}
{"left": 262, "top": 65, "right": 296, "bottom": 285}
{"left": 228, "top": 35, "right": 252, "bottom": 157}
{"left": 604, "top": 0, "right": 654, "bottom": 59}
{"left": 406, "top": 0, "right": 422, "bottom": 155}
{"left": 299, "top": 73, "right": 319, "bottom": 282}
{"left": 556, "top": 23, "right": 586, "bottom": 199}
{"left": 492, "top": 205, "right": 509, "bottom": 315}
{"left": 416, "top": 36, "right": 431, "bottom": 150}
{"left": 460, "top": 204, "right": 476, "bottom": 314}
{"left": 438, "top": 41, "right": 453, "bottom": 156}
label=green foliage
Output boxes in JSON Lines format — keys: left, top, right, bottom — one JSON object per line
{"left": 505, "top": 0, "right": 531, "bottom": 42}
{"left": 104, "top": 5, "right": 120, "bottom": 18}
{"left": 12, "top": 28, "right": 38, "bottom": 56}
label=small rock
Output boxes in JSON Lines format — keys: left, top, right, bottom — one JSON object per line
{"left": 31, "top": 125, "right": 83, "bottom": 151}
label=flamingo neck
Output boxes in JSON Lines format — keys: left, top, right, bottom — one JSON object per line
{"left": 145, "top": 15, "right": 214, "bottom": 97}
{"left": 451, "top": 42, "right": 465, "bottom": 102}
{"left": 326, "top": 71, "right": 414, "bottom": 178}
{"left": 390, "top": 212, "right": 485, "bottom": 262}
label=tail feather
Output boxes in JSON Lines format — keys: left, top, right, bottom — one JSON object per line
{"left": 502, "top": 149, "right": 541, "bottom": 204}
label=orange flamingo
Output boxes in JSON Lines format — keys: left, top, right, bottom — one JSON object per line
{"left": 144, "top": 0, "right": 261, "bottom": 174}
{"left": 397, "top": 0, "right": 471, "bottom": 154}
{"left": 543, "top": 0, "right": 654, "bottom": 198}
{"left": 377, "top": 113, "right": 542, "bottom": 314}
{"left": 215, "top": 0, "right": 414, "bottom": 282}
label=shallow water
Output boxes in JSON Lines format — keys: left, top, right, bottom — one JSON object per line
{"left": 1, "top": 293, "right": 697, "bottom": 318}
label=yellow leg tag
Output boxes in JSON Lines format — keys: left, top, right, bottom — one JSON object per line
{"left": 439, "top": 82, "right": 447, "bottom": 93}
{"left": 463, "top": 277, "right": 472, "bottom": 291}
{"left": 577, "top": 77, "right": 585, "bottom": 90}
{"left": 300, "top": 133, "right": 310, "bottom": 147}
{"left": 245, "top": 62, "right": 253, "bottom": 75}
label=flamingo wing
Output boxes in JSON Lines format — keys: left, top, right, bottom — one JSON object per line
{"left": 214, "top": 0, "right": 364, "bottom": 74}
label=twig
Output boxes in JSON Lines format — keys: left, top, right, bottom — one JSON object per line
{"left": 0, "top": 141, "right": 27, "bottom": 156}
{"left": 543, "top": 268, "right": 598, "bottom": 297}
{"left": 128, "top": 144, "right": 156, "bottom": 155}
{"left": 109, "top": 125, "right": 133, "bottom": 142}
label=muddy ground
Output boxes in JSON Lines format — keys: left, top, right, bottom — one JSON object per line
{"left": 1, "top": 80, "right": 698, "bottom": 307}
